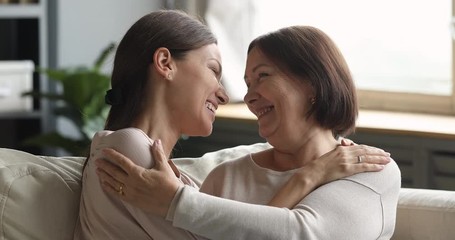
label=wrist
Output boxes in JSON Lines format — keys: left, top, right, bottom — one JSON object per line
{"left": 293, "top": 170, "right": 318, "bottom": 195}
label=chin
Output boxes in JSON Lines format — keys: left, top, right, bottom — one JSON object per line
{"left": 258, "top": 126, "right": 273, "bottom": 139}
{"left": 198, "top": 125, "right": 212, "bottom": 136}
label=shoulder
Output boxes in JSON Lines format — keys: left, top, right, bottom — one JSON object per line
{"left": 207, "top": 154, "right": 251, "bottom": 177}
{"left": 345, "top": 158, "right": 401, "bottom": 195}
{"left": 301, "top": 158, "right": 401, "bottom": 212}
{"left": 92, "top": 128, "right": 155, "bottom": 168}
{"left": 95, "top": 128, "right": 152, "bottom": 145}
{"left": 296, "top": 178, "right": 385, "bottom": 238}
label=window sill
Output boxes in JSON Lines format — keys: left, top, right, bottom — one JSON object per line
{"left": 216, "top": 103, "right": 455, "bottom": 140}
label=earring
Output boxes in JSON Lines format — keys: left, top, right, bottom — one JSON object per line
{"left": 310, "top": 97, "right": 316, "bottom": 105}
{"left": 166, "top": 74, "right": 172, "bottom": 80}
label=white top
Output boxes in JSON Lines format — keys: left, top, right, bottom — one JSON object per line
{"left": 167, "top": 153, "right": 401, "bottom": 240}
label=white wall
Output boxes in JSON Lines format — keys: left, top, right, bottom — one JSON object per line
{"left": 55, "top": 0, "right": 162, "bottom": 147}
{"left": 57, "top": 0, "right": 162, "bottom": 70}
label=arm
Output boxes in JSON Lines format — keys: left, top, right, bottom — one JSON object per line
{"left": 91, "top": 131, "right": 200, "bottom": 239}
{"left": 168, "top": 180, "right": 384, "bottom": 240}
{"left": 268, "top": 143, "right": 391, "bottom": 208}
{"left": 96, "top": 141, "right": 392, "bottom": 239}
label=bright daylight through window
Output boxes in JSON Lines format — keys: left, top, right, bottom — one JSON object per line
{"left": 206, "top": 0, "right": 454, "bottom": 114}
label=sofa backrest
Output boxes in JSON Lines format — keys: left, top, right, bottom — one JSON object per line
{"left": 1, "top": 144, "right": 455, "bottom": 240}
{"left": 0, "top": 148, "right": 84, "bottom": 240}
{"left": 0, "top": 144, "right": 269, "bottom": 240}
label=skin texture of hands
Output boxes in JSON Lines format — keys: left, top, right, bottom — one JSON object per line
{"left": 96, "top": 138, "right": 391, "bottom": 216}
{"left": 268, "top": 141, "right": 391, "bottom": 208}
{"left": 95, "top": 139, "right": 183, "bottom": 217}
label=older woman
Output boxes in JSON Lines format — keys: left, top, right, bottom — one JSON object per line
{"left": 95, "top": 25, "right": 399, "bottom": 239}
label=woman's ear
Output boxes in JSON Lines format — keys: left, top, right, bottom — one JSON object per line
{"left": 153, "top": 47, "right": 175, "bottom": 81}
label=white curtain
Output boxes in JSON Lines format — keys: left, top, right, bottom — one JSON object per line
{"left": 205, "top": 0, "right": 259, "bottom": 102}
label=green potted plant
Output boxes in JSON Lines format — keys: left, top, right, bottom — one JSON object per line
{"left": 23, "top": 43, "right": 115, "bottom": 156}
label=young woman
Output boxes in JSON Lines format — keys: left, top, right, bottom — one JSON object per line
{"left": 77, "top": 10, "right": 393, "bottom": 240}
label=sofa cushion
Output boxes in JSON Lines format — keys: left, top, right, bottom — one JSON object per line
{"left": 392, "top": 188, "right": 455, "bottom": 239}
{"left": 1, "top": 145, "right": 455, "bottom": 240}
{"left": 0, "top": 148, "right": 84, "bottom": 240}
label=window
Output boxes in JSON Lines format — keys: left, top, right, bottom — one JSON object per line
{"left": 204, "top": 0, "right": 455, "bottom": 115}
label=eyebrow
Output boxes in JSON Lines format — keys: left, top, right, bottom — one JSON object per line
{"left": 244, "top": 63, "right": 268, "bottom": 81}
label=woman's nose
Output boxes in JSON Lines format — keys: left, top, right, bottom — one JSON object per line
{"left": 216, "top": 84, "right": 229, "bottom": 105}
{"left": 243, "top": 88, "right": 257, "bottom": 105}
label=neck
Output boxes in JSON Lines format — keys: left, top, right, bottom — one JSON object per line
{"left": 268, "top": 129, "right": 339, "bottom": 171}
{"left": 131, "top": 81, "right": 180, "bottom": 158}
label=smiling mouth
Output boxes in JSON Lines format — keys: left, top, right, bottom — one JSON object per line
{"left": 257, "top": 106, "right": 274, "bottom": 118}
{"left": 206, "top": 101, "right": 216, "bottom": 113}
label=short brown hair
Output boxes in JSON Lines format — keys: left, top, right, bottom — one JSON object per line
{"left": 248, "top": 26, "right": 357, "bottom": 137}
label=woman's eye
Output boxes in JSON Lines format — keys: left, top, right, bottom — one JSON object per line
{"left": 209, "top": 65, "right": 219, "bottom": 74}
{"left": 258, "top": 72, "right": 269, "bottom": 79}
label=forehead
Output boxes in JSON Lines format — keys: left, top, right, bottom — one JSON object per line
{"left": 245, "top": 47, "right": 275, "bottom": 73}
{"left": 246, "top": 47, "right": 266, "bottom": 64}
{"left": 187, "top": 43, "right": 221, "bottom": 62}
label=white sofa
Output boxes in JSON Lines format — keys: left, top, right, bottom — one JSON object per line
{"left": 0, "top": 144, "right": 454, "bottom": 240}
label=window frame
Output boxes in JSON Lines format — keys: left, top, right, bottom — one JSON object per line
{"left": 357, "top": 1, "right": 455, "bottom": 115}
{"left": 357, "top": 90, "right": 454, "bottom": 115}
{"left": 187, "top": 0, "right": 455, "bottom": 116}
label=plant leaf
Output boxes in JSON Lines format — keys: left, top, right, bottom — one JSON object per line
{"left": 36, "top": 68, "right": 69, "bottom": 82}
{"left": 94, "top": 43, "right": 116, "bottom": 72}
{"left": 61, "top": 72, "right": 110, "bottom": 110}
{"left": 22, "top": 132, "right": 89, "bottom": 156}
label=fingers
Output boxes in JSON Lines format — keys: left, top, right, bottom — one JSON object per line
{"left": 352, "top": 145, "right": 389, "bottom": 156}
{"left": 97, "top": 167, "right": 126, "bottom": 195}
{"left": 353, "top": 145, "right": 391, "bottom": 165}
{"left": 95, "top": 158, "right": 129, "bottom": 184}
{"left": 150, "top": 139, "right": 167, "bottom": 169}
{"left": 351, "top": 163, "right": 385, "bottom": 173}
{"left": 149, "top": 139, "right": 181, "bottom": 177}
{"left": 358, "top": 154, "right": 391, "bottom": 165}
{"left": 340, "top": 138, "right": 355, "bottom": 146}
{"left": 100, "top": 180, "right": 125, "bottom": 198}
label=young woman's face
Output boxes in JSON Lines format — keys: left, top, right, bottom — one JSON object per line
{"left": 171, "top": 43, "right": 229, "bottom": 136}
{"left": 243, "top": 47, "right": 316, "bottom": 145}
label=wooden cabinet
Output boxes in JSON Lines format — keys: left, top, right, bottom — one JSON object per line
{"left": 349, "top": 132, "right": 455, "bottom": 190}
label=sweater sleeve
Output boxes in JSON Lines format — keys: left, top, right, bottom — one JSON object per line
{"left": 92, "top": 129, "right": 202, "bottom": 239}
{"left": 166, "top": 180, "right": 386, "bottom": 240}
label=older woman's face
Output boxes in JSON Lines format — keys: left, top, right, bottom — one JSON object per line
{"left": 243, "top": 47, "right": 316, "bottom": 144}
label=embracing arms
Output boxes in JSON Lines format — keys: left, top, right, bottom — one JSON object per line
{"left": 268, "top": 139, "right": 390, "bottom": 208}
{"left": 95, "top": 140, "right": 392, "bottom": 239}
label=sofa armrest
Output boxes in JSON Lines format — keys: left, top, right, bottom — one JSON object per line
{"left": 0, "top": 148, "right": 84, "bottom": 240}
{"left": 393, "top": 188, "right": 455, "bottom": 240}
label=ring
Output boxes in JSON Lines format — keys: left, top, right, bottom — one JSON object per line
{"left": 357, "top": 155, "right": 363, "bottom": 164}
{"left": 117, "top": 185, "right": 124, "bottom": 195}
